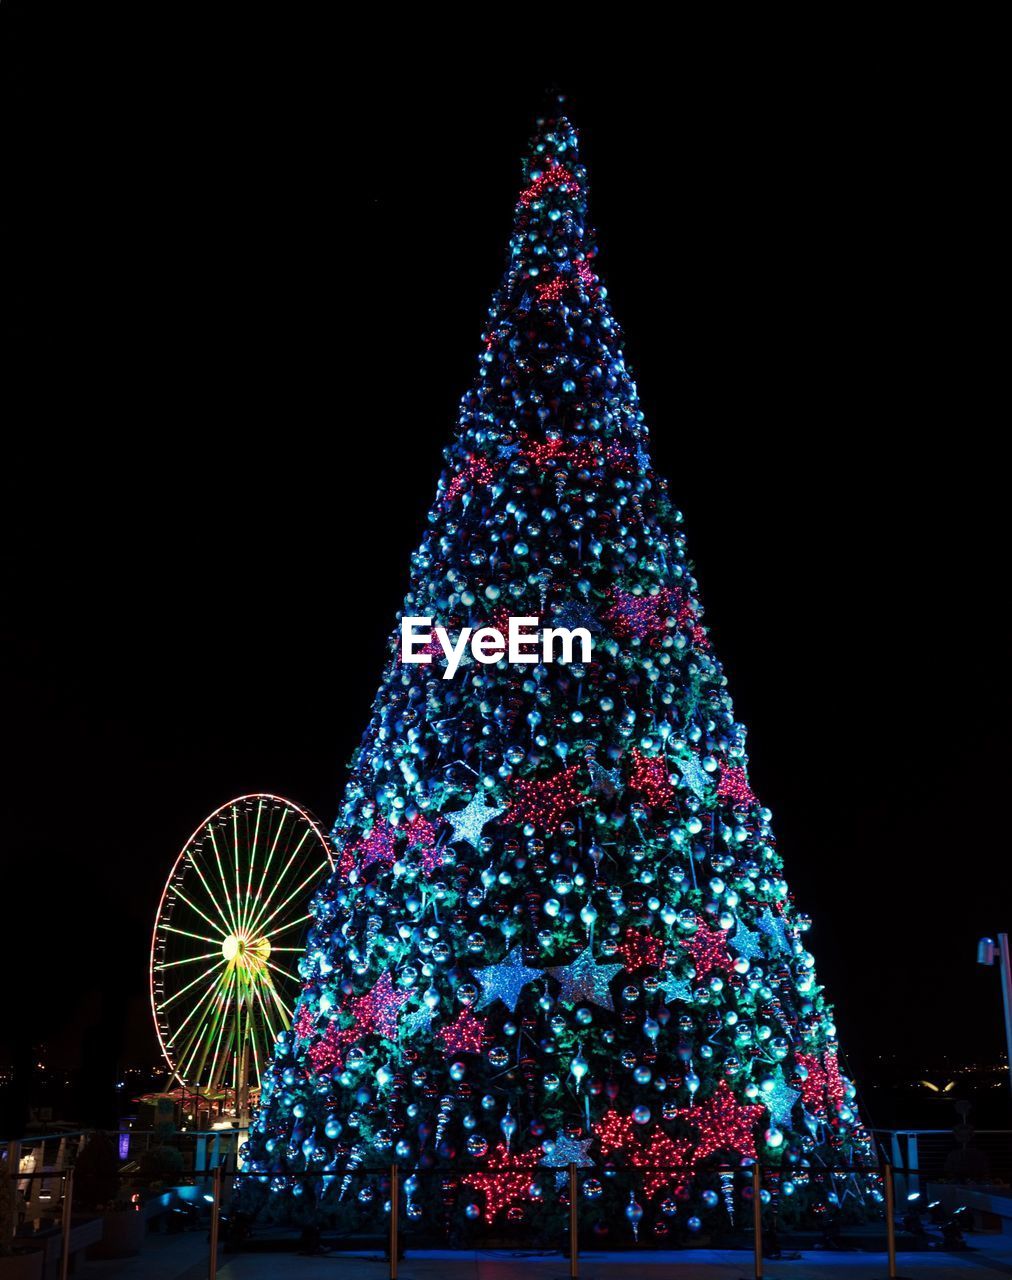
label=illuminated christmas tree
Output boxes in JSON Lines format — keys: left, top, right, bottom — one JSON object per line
{"left": 241, "top": 103, "right": 878, "bottom": 1244}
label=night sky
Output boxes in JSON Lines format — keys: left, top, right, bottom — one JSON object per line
{"left": 3, "top": 23, "right": 1007, "bottom": 1129}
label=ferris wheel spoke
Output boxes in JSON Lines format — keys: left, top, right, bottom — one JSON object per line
{"left": 247, "top": 860, "right": 328, "bottom": 939}
{"left": 241, "top": 798, "right": 266, "bottom": 935}
{"left": 207, "top": 825, "right": 242, "bottom": 936}
{"left": 166, "top": 964, "right": 232, "bottom": 1050}
{"left": 261, "top": 914, "right": 312, "bottom": 938}
{"left": 160, "top": 958, "right": 228, "bottom": 1012}
{"left": 245, "top": 827, "right": 313, "bottom": 936}
{"left": 183, "top": 966, "right": 236, "bottom": 1088}
{"left": 185, "top": 847, "right": 239, "bottom": 937}
{"left": 251, "top": 980, "right": 283, "bottom": 1047}
{"left": 249, "top": 808, "right": 292, "bottom": 930}
{"left": 156, "top": 949, "right": 222, "bottom": 970}
{"left": 163, "top": 923, "right": 225, "bottom": 947}
{"left": 231, "top": 806, "right": 246, "bottom": 940}
{"left": 171, "top": 885, "right": 229, "bottom": 939}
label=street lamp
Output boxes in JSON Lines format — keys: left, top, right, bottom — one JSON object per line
{"left": 977, "top": 933, "right": 1012, "bottom": 1099}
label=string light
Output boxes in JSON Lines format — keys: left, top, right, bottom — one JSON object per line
{"left": 717, "top": 766, "right": 756, "bottom": 807}
{"left": 444, "top": 455, "right": 496, "bottom": 504}
{"left": 680, "top": 919, "right": 732, "bottom": 981}
{"left": 675, "top": 1080, "right": 766, "bottom": 1162}
{"left": 461, "top": 1143, "right": 539, "bottom": 1223}
{"left": 615, "top": 927, "right": 667, "bottom": 972}
{"left": 436, "top": 1008, "right": 487, "bottom": 1055}
{"left": 501, "top": 764, "right": 587, "bottom": 834}
{"left": 518, "top": 162, "right": 580, "bottom": 206}
{"left": 307, "top": 972, "right": 410, "bottom": 1074}
{"left": 627, "top": 748, "right": 675, "bottom": 806}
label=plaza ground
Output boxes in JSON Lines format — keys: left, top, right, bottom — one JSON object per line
{"left": 69, "top": 1232, "right": 1012, "bottom": 1280}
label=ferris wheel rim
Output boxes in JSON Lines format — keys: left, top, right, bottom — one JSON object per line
{"left": 149, "top": 792, "right": 335, "bottom": 1093}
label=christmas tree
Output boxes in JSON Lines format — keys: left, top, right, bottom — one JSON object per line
{"left": 241, "top": 103, "right": 879, "bottom": 1245}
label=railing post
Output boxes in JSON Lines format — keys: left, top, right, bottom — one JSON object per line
{"left": 569, "top": 1162, "right": 579, "bottom": 1280}
{"left": 59, "top": 1167, "right": 74, "bottom": 1280}
{"left": 208, "top": 1164, "right": 221, "bottom": 1280}
{"left": 389, "top": 1162, "right": 399, "bottom": 1280}
{"left": 752, "top": 1163, "right": 763, "bottom": 1280}
{"left": 881, "top": 1160, "right": 914, "bottom": 1280}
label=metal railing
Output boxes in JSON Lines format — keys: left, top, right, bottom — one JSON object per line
{"left": 1, "top": 1136, "right": 999, "bottom": 1280}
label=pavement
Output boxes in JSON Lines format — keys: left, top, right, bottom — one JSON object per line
{"left": 61, "top": 1231, "right": 1012, "bottom": 1280}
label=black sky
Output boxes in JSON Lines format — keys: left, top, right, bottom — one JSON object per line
{"left": 3, "top": 18, "right": 1008, "bottom": 1129}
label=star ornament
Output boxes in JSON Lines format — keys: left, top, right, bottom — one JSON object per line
{"left": 760, "top": 1067, "right": 801, "bottom": 1128}
{"left": 680, "top": 920, "right": 732, "bottom": 981}
{"left": 731, "top": 919, "right": 763, "bottom": 963}
{"left": 757, "top": 906, "right": 792, "bottom": 956}
{"left": 676, "top": 1080, "right": 766, "bottom": 1163}
{"left": 445, "top": 792, "right": 506, "bottom": 848}
{"left": 540, "top": 1130, "right": 594, "bottom": 1169}
{"left": 472, "top": 945, "right": 542, "bottom": 1012}
{"left": 501, "top": 764, "right": 588, "bottom": 835}
{"left": 675, "top": 752, "right": 711, "bottom": 799}
{"left": 658, "top": 972, "right": 693, "bottom": 1004}
{"left": 549, "top": 943, "right": 623, "bottom": 1011}
{"left": 436, "top": 1008, "right": 487, "bottom": 1056}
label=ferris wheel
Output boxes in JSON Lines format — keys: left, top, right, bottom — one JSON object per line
{"left": 150, "top": 794, "right": 334, "bottom": 1124}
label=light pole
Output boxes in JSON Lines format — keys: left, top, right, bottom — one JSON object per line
{"left": 977, "top": 933, "right": 1012, "bottom": 1100}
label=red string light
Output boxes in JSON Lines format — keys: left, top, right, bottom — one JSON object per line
{"left": 680, "top": 919, "right": 732, "bottom": 981}
{"left": 293, "top": 1004, "right": 316, "bottom": 1042}
{"left": 795, "top": 1051, "right": 827, "bottom": 1111}
{"left": 615, "top": 927, "right": 667, "bottom": 972}
{"left": 627, "top": 748, "right": 675, "bottom": 806}
{"left": 594, "top": 1110, "right": 693, "bottom": 1198}
{"left": 717, "top": 766, "right": 755, "bottom": 807}
{"left": 462, "top": 1142, "right": 539, "bottom": 1223}
{"left": 594, "top": 1108, "right": 638, "bottom": 1154}
{"left": 534, "top": 259, "right": 595, "bottom": 303}
{"left": 356, "top": 820, "right": 396, "bottom": 871}
{"left": 501, "top": 764, "right": 588, "bottom": 834}
{"left": 518, "top": 163, "right": 580, "bottom": 207}
{"left": 307, "top": 972, "right": 410, "bottom": 1074}
{"left": 403, "top": 813, "right": 441, "bottom": 875}
{"left": 436, "top": 1008, "right": 487, "bottom": 1055}
{"left": 675, "top": 1080, "right": 766, "bottom": 1163}
{"left": 445, "top": 455, "right": 496, "bottom": 504}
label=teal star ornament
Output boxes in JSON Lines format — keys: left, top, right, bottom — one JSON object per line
{"left": 472, "top": 945, "right": 541, "bottom": 1013}
{"left": 588, "top": 758, "right": 622, "bottom": 798}
{"left": 675, "top": 752, "right": 710, "bottom": 798}
{"left": 548, "top": 943, "right": 624, "bottom": 1011}
{"left": 540, "top": 1130, "right": 594, "bottom": 1169}
{"left": 400, "top": 1004, "right": 436, "bottom": 1039}
{"left": 731, "top": 919, "right": 763, "bottom": 962}
{"left": 445, "top": 792, "right": 506, "bottom": 848}
{"left": 760, "top": 1068, "right": 801, "bottom": 1128}
{"left": 757, "top": 907, "right": 792, "bottom": 955}
{"left": 658, "top": 972, "right": 693, "bottom": 1003}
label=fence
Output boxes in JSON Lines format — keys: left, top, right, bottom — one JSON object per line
{"left": 3, "top": 1127, "right": 1010, "bottom": 1280}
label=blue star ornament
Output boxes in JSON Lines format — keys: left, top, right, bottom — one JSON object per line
{"left": 548, "top": 944, "right": 624, "bottom": 1011}
{"left": 675, "top": 752, "right": 710, "bottom": 798}
{"left": 445, "top": 792, "right": 506, "bottom": 848}
{"left": 553, "top": 600, "right": 600, "bottom": 634}
{"left": 540, "top": 1130, "right": 594, "bottom": 1169}
{"left": 658, "top": 972, "right": 693, "bottom": 1003}
{"left": 472, "top": 946, "right": 542, "bottom": 1013}
{"left": 760, "top": 1068, "right": 801, "bottom": 1128}
{"left": 731, "top": 920, "right": 763, "bottom": 962}
{"left": 588, "top": 758, "right": 621, "bottom": 799}
{"left": 757, "top": 907, "right": 792, "bottom": 955}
